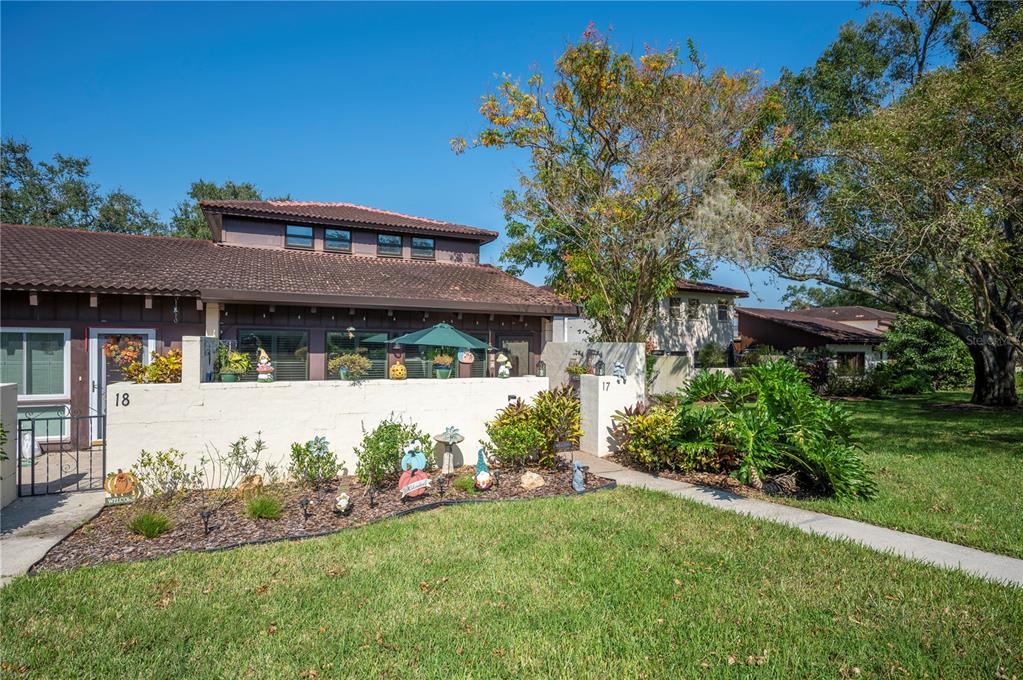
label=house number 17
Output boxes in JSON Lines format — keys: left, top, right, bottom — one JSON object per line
{"left": 115, "top": 393, "right": 130, "bottom": 407}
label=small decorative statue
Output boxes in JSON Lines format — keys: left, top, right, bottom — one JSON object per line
{"left": 399, "top": 443, "right": 431, "bottom": 499}
{"left": 474, "top": 448, "right": 493, "bottom": 490}
{"left": 334, "top": 492, "right": 352, "bottom": 516}
{"left": 495, "top": 352, "right": 511, "bottom": 379}
{"left": 572, "top": 461, "right": 589, "bottom": 493}
{"left": 255, "top": 347, "right": 275, "bottom": 383}
{"left": 612, "top": 360, "right": 627, "bottom": 384}
{"left": 435, "top": 426, "right": 463, "bottom": 475}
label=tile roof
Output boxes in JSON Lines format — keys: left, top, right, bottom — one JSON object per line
{"left": 0, "top": 224, "right": 575, "bottom": 315}
{"left": 674, "top": 280, "right": 749, "bottom": 297}
{"left": 200, "top": 200, "right": 498, "bottom": 242}
{"left": 737, "top": 307, "right": 885, "bottom": 343}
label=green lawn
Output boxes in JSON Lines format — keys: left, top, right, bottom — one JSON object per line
{"left": 2, "top": 487, "right": 1021, "bottom": 678}
{"left": 780, "top": 393, "right": 1023, "bottom": 558}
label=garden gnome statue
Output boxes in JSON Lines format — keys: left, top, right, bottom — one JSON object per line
{"left": 255, "top": 347, "right": 275, "bottom": 383}
{"left": 474, "top": 448, "right": 493, "bottom": 490}
{"left": 572, "top": 461, "right": 588, "bottom": 493}
{"left": 612, "top": 360, "right": 627, "bottom": 384}
{"left": 496, "top": 352, "right": 511, "bottom": 378}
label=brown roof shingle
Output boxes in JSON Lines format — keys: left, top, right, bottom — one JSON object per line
{"left": 0, "top": 224, "right": 575, "bottom": 315}
{"left": 737, "top": 307, "right": 885, "bottom": 344}
{"left": 200, "top": 200, "right": 499, "bottom": 242}
{"left": 674, "top": 280, "right": 749, "bottom": 297}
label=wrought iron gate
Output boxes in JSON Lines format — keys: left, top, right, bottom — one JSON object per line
{"left": 17, "top": 412, "right": 106, "bottom": 496}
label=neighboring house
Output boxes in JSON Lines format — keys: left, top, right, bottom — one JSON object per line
{"left": 737, "top": 306, "right": 895, "bottom": 374}
{"left": 0, "top": 200, "right": 576, "bottom": 435}
{"left": 549, "top": 280, "right": 749, "bottom": 367}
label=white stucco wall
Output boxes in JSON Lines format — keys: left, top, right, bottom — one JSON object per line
{"left": 579, "top": 374, "right": 645, "bottom": 457}
{"left": 650, "top": 292, "right": 737, "bottom": 356}
{"left": 0, "top": 383, "right": 17, "bottom": 508}
{"left": 540, "top": 342, "right": 646, "bottom": 389}
{"left": 105, "top": 377, "right": 549, "bottom": 484}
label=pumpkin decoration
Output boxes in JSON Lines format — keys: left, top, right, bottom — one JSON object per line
{"left": 104, "top": 469, "right": 140, "bottom": 504}
{"left": 389, "top": 362, "right": 407, "bottom": 380}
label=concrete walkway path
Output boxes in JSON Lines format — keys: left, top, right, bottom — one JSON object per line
{"left": 1, "top": 491, "right": 105, "bottom": 586}
{"left": 575, "top": 452, "right": 1023, "bottom": 588}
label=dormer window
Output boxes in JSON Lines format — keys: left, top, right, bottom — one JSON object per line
{"left": 285, "top": 225, "right": 314, "bottom": 249}
{"left": 411, "top": 237, "right": 435, "bottom": 260}
{"left": 377, "top": 233, "right": 402, "bottom": 257}
{"left": 325, "top": 228, "right": 351, "bottom": 253}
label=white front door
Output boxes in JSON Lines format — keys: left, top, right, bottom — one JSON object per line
{"left": 88, "top": 328, "right": 156, "bottom": 441}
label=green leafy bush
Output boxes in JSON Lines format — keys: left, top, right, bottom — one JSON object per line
{"left": 453, "top": 475, "right": 479, "bottom": 495}
{"left": 613, "top": 360, "right": 877, "bottom": 500}
{"left": 696, "top": 343, "right": 727, "bottom": 368}
{"left": 328, "top": 353, "right": 373, "bottom": 380}
{"left": 245, "top": 494, "right": 282, "bottom": 520}
{"left": 483, "top": 387, "right": 581, "bottom": 468}
{"left": 127, "top": 512, "right": 172, "bottom": 538}
{"left": 289, "top": 436, "right": 340, "bottom": 487}
{"left": 880, "top": 316, "right": 973, "bottom": 392}
{"left": 354, "top": 417, "right": 431, "bottom": 487}
{"left": 132, "top": 448, "right": 196, "bottom": 498}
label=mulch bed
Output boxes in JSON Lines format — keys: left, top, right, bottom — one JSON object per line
{"left": 32, "top": 467, "right": 613, "bottom": 574}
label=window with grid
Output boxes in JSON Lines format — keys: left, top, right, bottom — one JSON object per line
{"left": 377, "top": 234, "right": 402, "bottom": 257}
{"left": 668, "top": 297, "right": 683, "bottom": 319}
{"left": 0, "top": 330, "right": 69, "bottom": 398}
{"left": 717, "top": 299, "right": 730, "bottom": 321}
{"left": 285, "top": 225, "right": 314, "bottom": 249}
{"left": 411, "top": 237, "right": 435, "bottom": 259}
{"left": 238, "top": 330, "right": 309, "bottom": 381}
{"left": 686, "top": 298, "right": 701, "bottom": 320}
{"left": 325, "top": 331, "right": 388, "bottom": 380}
{"left": 325, "top": 229, "right": 352, "bottom": 253}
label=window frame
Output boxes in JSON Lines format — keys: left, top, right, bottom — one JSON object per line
{"left": 410, "top": 236, "right": 436, "bottom": 260}
{"left": 686, "top": 298, "right": 701, "bottom": 320}
{"left": 377, "top": 233, "right": 403, "bottom": 257}
{"left": 237, "top": 329, "right": 310, "bottom": 381}
{"left": 324, "top": 228, "right": 352, "bottom": 253}
{"left": 284, "top": 224, "right": 315, "bottom": 250}
{"left": 668, "top": 297, "right": 683, "bottom": 319}
{"left": 0, "top": 327, "right": 71, "bottom": 403}
{"left": 716, "top": 299, "right": 730, "bottom": 322}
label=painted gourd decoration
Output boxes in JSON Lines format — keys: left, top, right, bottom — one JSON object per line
{"left": 104, "top": 470, "right": 138, "bottom": 496}
{"left": 389, "top": 363, "right": 407, "bottom": 380}
{"left": 398, "top": 446, "right": 431, "bottom": 498}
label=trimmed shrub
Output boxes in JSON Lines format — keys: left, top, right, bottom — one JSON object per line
{"left": 289, "top": 436, "right": 340, "bottom": 487}
{"left": 127, "top": 512, "right": 172, "bottom": 538}
{"left": 354, "top": 416, "right": 431, "bottom": 487}
{"left": 245, "top": 494, "right": 282, "bottom": 520}
{"left": 482, "top": 387, "right": 581, "bottom": 468}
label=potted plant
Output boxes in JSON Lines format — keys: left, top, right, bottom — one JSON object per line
{"left": 432, "top": 353, "right": 454, "bottom": 379}
{"left": 566, "top": 361, "right": 590, "bottom": 387}
{"left": 219, "top": 351, "right": 252, "bottom": 382}
{"left": 328, "top": 353, "right": 372, "bottom": 381}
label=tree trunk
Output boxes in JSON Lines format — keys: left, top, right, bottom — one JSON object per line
{"left": 967, "top": 343, "right": 1019, "bottom": 407}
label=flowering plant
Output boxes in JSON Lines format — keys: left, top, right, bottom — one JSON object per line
{"left": 103, "top": 335, "right": 144, "bottom": 368}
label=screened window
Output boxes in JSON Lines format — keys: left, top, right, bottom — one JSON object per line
{"left": 325, "top": 229, "right": 352, "bottom": 252}
{"left": 668, "top": 297, "right": 683, "bottom": 319}
{"left": 285, "top": 225, "right": 314, "bottom": 249}
{"left": 377, "top": 234, "right": 402, "bottom": 257}
{"left": 686, "top": 298, "right": 701, "bottom": 320}
{"left": 717, "top": 299, "right": 730, "bottom": 321}
{"left": 326, "top": 331, "right": 388, "bottom": 380}
{"left": 411, "top": 237, "right": 435, "bottom": 260}
{"left": 238, "top": 330, "right": 309, "bottom": 381}
{"left": 0, "top": 330, "right": 69, "bottom": 398}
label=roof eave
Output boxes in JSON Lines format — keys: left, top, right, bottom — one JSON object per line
{"left": 200, "top": 288, "right": 576, "bottom": 316}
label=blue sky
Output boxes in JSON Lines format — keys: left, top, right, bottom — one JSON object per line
{"left": 1, "top": 1, "right": 864, "bottom": 307}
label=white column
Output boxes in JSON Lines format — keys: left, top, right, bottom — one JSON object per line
{"left": 579, "top": 374, "right": 645, "bottom": 457}
{"left": 0, "top": 383, "right": 19, "bottom": 508}
{"left": 204, "top": 302, "right": 220, "bottom": 338}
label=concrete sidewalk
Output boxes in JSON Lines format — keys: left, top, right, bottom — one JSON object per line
{"left": 1, "top": 491, "right": 105, "bottom": 586}
{"left": 575, "top": 452, "right": 1023, "bottom": 588}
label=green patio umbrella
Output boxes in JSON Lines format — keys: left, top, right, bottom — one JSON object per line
{"left": 387, "top": 323, "right": 492, "bottom": 350}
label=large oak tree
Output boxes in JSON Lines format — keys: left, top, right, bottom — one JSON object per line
{"left": 766, "top": 2, "right": 1022, "bottom": 405}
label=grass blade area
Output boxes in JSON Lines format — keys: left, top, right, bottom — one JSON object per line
{"left": 777, "top": 393, "right": 1023, "bottom": 558}
{"left": 2, "top": 487, "right": 1020, "bottom": 678}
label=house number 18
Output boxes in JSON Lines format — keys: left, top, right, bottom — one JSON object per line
{"left": 115, "top": 393, "right": 130, "bottom": 407}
